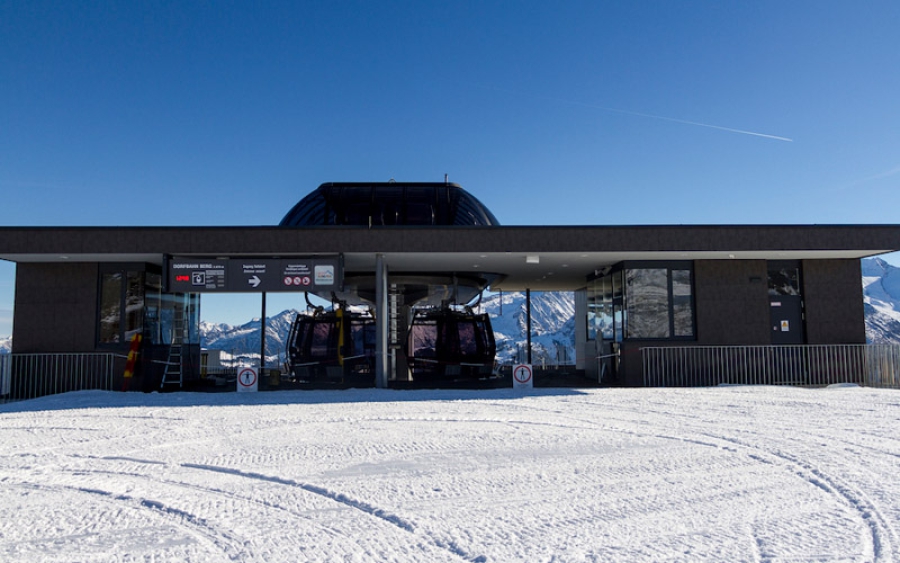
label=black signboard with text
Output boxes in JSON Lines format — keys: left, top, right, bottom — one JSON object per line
{"left": 167, "top": 256, "right": 342, "bottom": 293}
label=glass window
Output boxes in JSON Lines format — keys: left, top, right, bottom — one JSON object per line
{"left": 612, "top": 272, "right": 624, "bottom": 342}
{"left": 350, "top": 318, "right": 376, "bottom": 358}
{"left": 99, "top": 272, "right": 122, "bottom": 343}
{"left": 144, "top": 273, "right": 162, "bottom": 344}
{"left": 409, "top": 322, "right": 437, "bottom": 358}
{"left": 626, "top": 269, "right": 670, "bottom": 339}
{"left": 457, "top": 322, "right": 477, "bottom": 356}
{"left": 99, "top": 267, "right": 197, "bottom": 346}
{"left": 598, "top": 276, "right": 613, "bottom": 340}
{"left": 310, "top": 321, "right": 337, "bottom": 359}
{"left": 672, "top": 269, "right": 694, "bottom": 337}
{"left": 586, "top": 282, "right": 599, "bottom": 340}
{"left": 586, "top": 264, "right": 694, "bottom": 342}
{"left": 769, "top": 265, "right": 801, "bottom": 296}
{"left": 124, "top": 271, "right": 144, "bottom": 341}
{"left": 613, "top": 304, "right": 624, "bottom": 342}
{"left": 406, "top": 202, "right": 434, "bottom": 224}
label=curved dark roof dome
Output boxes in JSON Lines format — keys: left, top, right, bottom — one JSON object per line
{"left": 279, "top": 182, "right": 500, "bottom": 227}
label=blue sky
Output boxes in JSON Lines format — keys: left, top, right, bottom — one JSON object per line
{"left": 2, "top": 1, "right": 900, "bottom": 334}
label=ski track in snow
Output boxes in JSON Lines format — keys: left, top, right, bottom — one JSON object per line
{"left": 531, "top": 401, "right": 895, "bottom": 562}
{"left": 1, "top": 386, "right": 899, "bottom": 562}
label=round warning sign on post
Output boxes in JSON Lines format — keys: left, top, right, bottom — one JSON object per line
{"left": 513, "top": 364, "right": 533, "bottom": 390}
{"left": 237, "top": 367, "right": 259, "bottom": 392}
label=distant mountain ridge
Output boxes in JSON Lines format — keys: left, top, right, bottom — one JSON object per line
{"left": 862, "top": 257, "right": 900, "bottom": 344}
{"left": 199, "top": 292, "right": 577, "bottom": 367}
{"left": 200, "top": 309, "right": 297, "bottom": 365}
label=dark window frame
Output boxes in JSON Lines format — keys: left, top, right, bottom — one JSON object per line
{"left": 97, "top": 263, "right": 156, "bottom": 348}
{"left": 587, "top": 261, "right": 695, "bottom": 342}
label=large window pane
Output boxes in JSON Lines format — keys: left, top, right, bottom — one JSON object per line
{"left": 99, "top": 273, "right": 122, "bottom": 343}
{"left": 586, "top": 282, "right": 600, "bottom": 340}
{"left": 613, "top": 303, "right": 624, "bottom": 342}
{"left": 612, "top": 272, "right": 624, "bottom": 342}
{"left": 185, "top": 294, "right": 200, "bottom": 344}
{"left": 144, "top": 273, "right": 163, "bottom": 344}
{"left": 597, "top": 276, "right": 614, "bottom": 340}
{"left": 672, "top": 269, "right": 694, "bottom": 337}
{"left": 625, "top": 269, "right": 670, "bottom": 338}
{"left": 586, "top": 265, "right": 694, "bottom": 342}
{"left": 124, "top": 271, "right": 144, "bottom": 341}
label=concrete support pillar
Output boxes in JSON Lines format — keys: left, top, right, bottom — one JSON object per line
{"left": 375, "top": 254, "right": 389, "bottom": 388}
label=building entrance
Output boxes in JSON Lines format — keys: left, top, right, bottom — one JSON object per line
{"left": 768, "top": 262, "right": 805, "bottom": 345}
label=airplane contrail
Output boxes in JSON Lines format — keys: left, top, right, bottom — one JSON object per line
{"left": 574, "top": 102, "right": 794, "bottom": 142}
{"left": 838, "top": 164, "right": 900, "bottom": 191}
{"left": 483, "top": 86, "right": 793, "bottom": 142}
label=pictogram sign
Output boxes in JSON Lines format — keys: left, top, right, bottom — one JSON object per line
{"left": 237, "top": 367, "right": 259, "bottom": 392}
{"left": 513, "top": 364, "right": 533, "bottom": 389}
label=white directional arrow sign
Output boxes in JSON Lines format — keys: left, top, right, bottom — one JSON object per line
{"left": 248, "top": 275, "right": 261, "bottom": 288}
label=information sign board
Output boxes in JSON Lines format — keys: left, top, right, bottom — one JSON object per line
{"left": 167, "top": 256, "right": 341, "bottom": 293}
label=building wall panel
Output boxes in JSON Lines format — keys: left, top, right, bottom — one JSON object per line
{"left": 694, "top": 260, "right": 770, "bottom": 346}
{"left": 13, "top": 263, "right": 98, "bottom": 353}
{"left": 802, "top": 259, "right": 866, "bottom": 344}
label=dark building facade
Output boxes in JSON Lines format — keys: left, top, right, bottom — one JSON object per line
{"left": 1, "top": 183, "right": 898, "bottom": 389}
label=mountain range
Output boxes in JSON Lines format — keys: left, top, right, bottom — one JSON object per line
{"left": 862, "top": 257, "right": 900, "bottom": 343}
{"left": 199, "top": 290, "right": 576, "bottom": 367}
{"left": 2, "top": 258, "right": 900, "bottom": 358}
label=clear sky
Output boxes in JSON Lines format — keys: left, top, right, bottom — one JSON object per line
{"left": 2, "top": 1, "right": 900, "bottom": 334}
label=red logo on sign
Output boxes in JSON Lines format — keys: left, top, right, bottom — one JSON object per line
{"left": 176, "top": 275, "right": 190, "bottom": 282}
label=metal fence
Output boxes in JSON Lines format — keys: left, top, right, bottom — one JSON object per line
{"left": 641, "top": 344, "right": 900, "bottom": 388}
{"left": 0, "top": 353, "right": 117, "bottom": 403}
{"left": 0, "top": 354, "right": 9, "bottom": 398}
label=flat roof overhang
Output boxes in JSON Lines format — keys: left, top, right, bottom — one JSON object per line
{"left": 1, "top": 225, "right": 898, "bottom": 291}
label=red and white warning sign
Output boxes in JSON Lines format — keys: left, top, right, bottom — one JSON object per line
{"left": 513, "top": 364, "right": 533, "bottom": 389}
{"left": 237, "top": 367, "right": 259, "bottom": 392}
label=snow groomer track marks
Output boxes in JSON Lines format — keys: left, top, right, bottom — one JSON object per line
{"left": 2, "top": 386, "right": 899, "bottom": 562}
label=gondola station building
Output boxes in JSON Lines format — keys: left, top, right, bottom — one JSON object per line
{"left": 2, "top": 181, "right": 900, "bottom": 393}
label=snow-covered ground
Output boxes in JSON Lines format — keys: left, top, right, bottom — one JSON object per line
{"left": 1, "top": 386, "right": 899, "bottom": 562}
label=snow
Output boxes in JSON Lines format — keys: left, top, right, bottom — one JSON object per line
{"left": 2, "top": 386, "right": 899, "bottom": 562}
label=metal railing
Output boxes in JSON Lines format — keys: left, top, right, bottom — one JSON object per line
{"left": 641, "top": 344, "right": 900, "bottom": 388}
{"left": 0, "top": 354, "right": 10, "bottom": 397}
{"left": 0, "top": 353, "right": 117, "bottom": 403}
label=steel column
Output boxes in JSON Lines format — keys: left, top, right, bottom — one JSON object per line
{"left": 375, "top": 254, "right": 389, "bottom": 388}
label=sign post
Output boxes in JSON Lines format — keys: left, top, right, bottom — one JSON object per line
{"left": 512, "top": 363, "right": 533, "bottom": 390}
{"left": 237, "top": 366, "right": 259, "bottom": 393}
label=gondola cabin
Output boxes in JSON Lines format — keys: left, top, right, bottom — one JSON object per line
{"left": 406, "top": 307, "right": 497, "bottom": 381}
{"left": 285, "top": 307, "right": 376, "bottom": 385}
